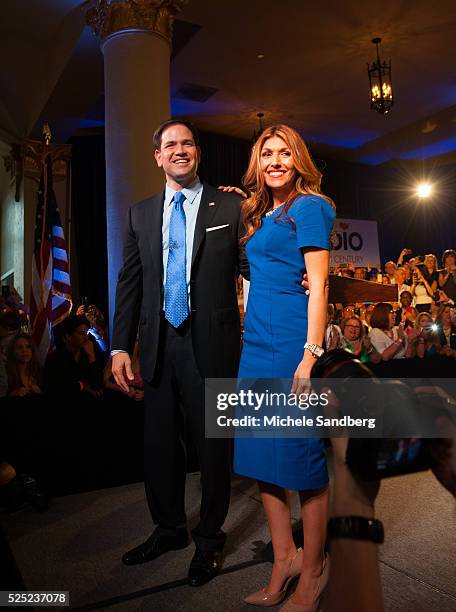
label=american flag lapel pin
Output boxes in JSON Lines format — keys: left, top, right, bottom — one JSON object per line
{"left": 209, "top": 201, "right": 215, "bottom": 207}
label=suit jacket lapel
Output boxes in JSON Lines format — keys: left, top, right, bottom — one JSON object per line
{"left": 145, "top": 190, "right": 165, "bottom": 282}
{"left": 191, "top": 183, "right": 218, "bottom": 268}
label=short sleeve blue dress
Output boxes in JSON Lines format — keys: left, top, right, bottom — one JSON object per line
{"left": 233, "top": 194, "right": 335, "bottom": 490}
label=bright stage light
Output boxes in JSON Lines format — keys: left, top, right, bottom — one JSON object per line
{"left": 416, "top": 183, "right": 432, "bottom": 198}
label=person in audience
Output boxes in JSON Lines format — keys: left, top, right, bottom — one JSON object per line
{"left": 384, "top": 261, "right": 397, "bottom": 283}
{"left": 44, "top": 315, "right": 103, "bottom": 396}
{"left": 395, "top": 291, "right": 417, "bottom": 331}
{"left": 435, "top": 304, "right": 456, "bottom": 356}
{"left": 340, "top": 316, "right": 381, "bottom": 363}
{"left": 394, "top": 267, "right": 411, "bottom": 297}
{"left": 340, "top": 267, "right": 354, "bottom": 278}
{"left": 0, "top": 312, "right": 22, "bottom": 398}
{"left": 423, "top": 253, "right": 439, "bottom": 289}
{"left": 414, "top": 312, "right": 441, "bottom": 358}
{"left": 354, "top": 267, "right": 366, "bottom": 280}
{"left": 402, "top": 260, "right": 413, "bottom": 284}
{"left": 325, "top": 304, "right": 341, "bottom": 350}
{"left": 6, "top": 334, "right": 41, "bottom": 397}
{"left": 368, "top": 303, "right": 417, "bottom": 360}
{"left": 439, "top": 249, "right": 456, "bottom": 304}
{"left": 411, "top": 262, "right": 434, "bottom": 313}
{"left": 363, "top": 303, "right": 375, "bottom": 330}
{"left": 77, "top": 303, "right": 109, "bottom": 357}
{"left": 342, "top": 304, "right": 356, "bottom": 320}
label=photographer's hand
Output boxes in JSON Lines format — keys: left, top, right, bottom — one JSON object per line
{"left": 322, "top": 391, "right": 384, "bottom": 612}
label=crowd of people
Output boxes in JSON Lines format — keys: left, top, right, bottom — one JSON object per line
{"left": 326, "top": 248, "right": 456, "bottom": 363}
{"left": 0, "top": 305, "right": 143, "bottom": 402}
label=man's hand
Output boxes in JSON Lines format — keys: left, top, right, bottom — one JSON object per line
{"left": 301, "top": 273, "right": 310, "bottom": 295}
{"left": 112, "top": 353, "right": 134, "bottom": 393}
{"left": 217, "top": 185, "right": 248, "bottom": 198}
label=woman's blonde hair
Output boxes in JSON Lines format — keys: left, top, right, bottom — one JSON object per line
{"left": 241, "top": 124, "right": 334, "bottom": 245}
{"left": 424, "top": 253, "right": 438, "bottom": 271}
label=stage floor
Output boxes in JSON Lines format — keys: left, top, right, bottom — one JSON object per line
{"left": 2, "top": 470, "right": 456, "bottom": 611}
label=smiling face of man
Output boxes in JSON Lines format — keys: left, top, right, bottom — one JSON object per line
{"left": 154, "top": 124, "right": 201, "bottom": 190}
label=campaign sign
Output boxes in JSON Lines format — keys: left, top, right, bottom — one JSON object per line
{"left": 330, "top": 218, "right": 380, "bottom": 267}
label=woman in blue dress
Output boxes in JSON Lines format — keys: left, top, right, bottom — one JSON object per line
{"left": 234, "top": 125, "right": 335, "bottom": 611}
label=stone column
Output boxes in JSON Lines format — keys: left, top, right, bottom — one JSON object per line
{"left": 86, "top": 0, "right": 188, "bottom": 329}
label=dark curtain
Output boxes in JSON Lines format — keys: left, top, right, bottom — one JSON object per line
{"left": 69, "top": 133, "right": 108, "bottom": 317}
{"left": 198, "top": 131, "right": 251, "bottom": 187}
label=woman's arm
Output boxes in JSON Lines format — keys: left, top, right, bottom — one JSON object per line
{"left": 439, "top": 271, "right": 450, "bottom": 288}
{"left": 292, "top": 248, "right": 329, "bottom": 392}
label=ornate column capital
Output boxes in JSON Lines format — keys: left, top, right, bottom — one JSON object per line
{"left": 86, "top": 0, "right": 189, "bottom": 45}
{"left": 3, "top": 140, "right": 72, "bottom": 202}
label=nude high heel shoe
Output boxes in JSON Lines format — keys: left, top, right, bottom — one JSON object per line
{"left": 279, "top": 552, "right": 330, "bottom": 612}
{"left": 243, "top": 548, "right": 303, "bottom": 607}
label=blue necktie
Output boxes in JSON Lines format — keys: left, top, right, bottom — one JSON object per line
{"left": 165, "top": 191, "right": 189, "bottom": 328}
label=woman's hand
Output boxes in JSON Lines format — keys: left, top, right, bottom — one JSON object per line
{"left": 362, "top": 337, "right": 372, "bottom": 351}
{"left": 291, "top": 354, "right": 314, "bottom": 395}
{"left": 397, "top": 322, "right": 407, "bottom": 341}
{"left": 406, "top": 327, "right": 421, "bottom": 343}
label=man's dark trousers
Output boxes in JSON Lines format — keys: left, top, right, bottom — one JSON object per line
{"left": 144, "top": 316, "right": 230, "bottom": 552}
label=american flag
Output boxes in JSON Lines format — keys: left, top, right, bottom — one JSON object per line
{"left": 30, "top": 154, "right": 72, "bottom": 364}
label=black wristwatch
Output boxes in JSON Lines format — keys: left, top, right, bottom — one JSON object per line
{"left": 327, "top": 516, "right": 384, "bottom": 544}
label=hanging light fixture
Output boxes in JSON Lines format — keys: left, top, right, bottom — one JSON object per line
{"left": 252, "top": 112, "right": 265, "bottom": 142}
{"left": 367, "top": 37, "right": 393, "bottom": 115}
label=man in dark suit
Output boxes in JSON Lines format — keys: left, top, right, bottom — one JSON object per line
{"left": 111, "top": 120, "right": 248, "bottom": 586}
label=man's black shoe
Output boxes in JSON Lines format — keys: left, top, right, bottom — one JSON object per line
{"left": 188, "top": 549, "right": 222, "bottom": 587}
{"left": 122, "top": 530, "right": 189, "bottom": 565}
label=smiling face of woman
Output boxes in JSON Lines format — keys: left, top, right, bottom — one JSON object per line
{"left": 260, "top": 136, "right": 296, "bottom": 198}
{"left": 343, "top": 318, "right": 362, "bottom": 342}
{"left": 387, "top": 309, "right": 396, "bottom": 329}
{"left": 424, "top": 255, "right": 436, "bottom": 271}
